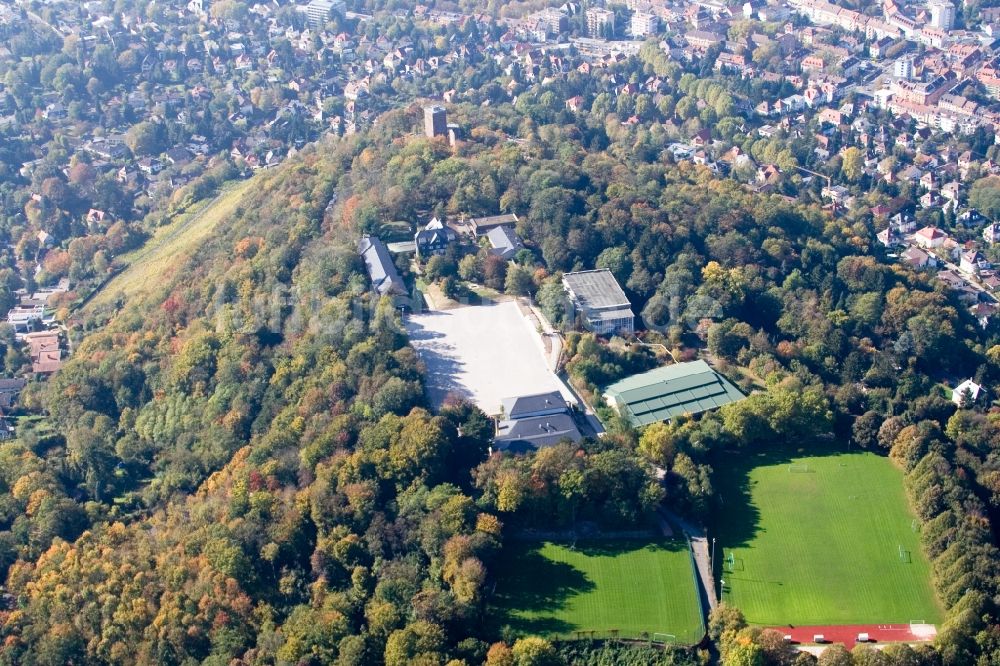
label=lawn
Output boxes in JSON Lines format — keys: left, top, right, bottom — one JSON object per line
{"left": 711, "top": 448, "right": 943, "bottom": 626}
{"left": 494, "top": 539, "right": 705, "bottom": 643}
{"left": 87, "top": 178, "right": 255, "bottom": 309}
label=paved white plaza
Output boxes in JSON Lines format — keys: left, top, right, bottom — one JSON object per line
{"left": 405, "top": 299, "right": 575, "bottom": 415}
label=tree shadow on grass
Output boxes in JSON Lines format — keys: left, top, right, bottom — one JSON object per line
{"left": 492, "top": 545, "right": 595, "bottom": 635}
{"left": 708, "top": 442, "right": 876, "bottom": 569}
{"left": 571, "top": 538, "right": 687, "bottom": 558}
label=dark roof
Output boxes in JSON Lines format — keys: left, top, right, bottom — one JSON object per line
{"left": 469, "top": 213, "right": 518, "bottom": 233}
{"left": 494, "top": 413, "right": 582, "bottom": 452}
{"left": 415, "top": 226, "right": 456, "bottom": 247}
{"left": 358, "top": 235, "right": 406, "bottom": 296}
{"left": 604, "top": 360, "right": 744, "bottom": 426}
{"left": 501, "top": 391, "right": 566, "bottom": 419}
{"left": 0, "top": 379, "right": 26, "bottom": 392}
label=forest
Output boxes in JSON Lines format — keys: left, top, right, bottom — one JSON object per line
{"left": 0, "top": 50, "right": 998, "bottom": 664}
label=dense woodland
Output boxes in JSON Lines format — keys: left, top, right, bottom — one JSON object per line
{"left": 0, "top": 42, "right": 998, "bottom": 663}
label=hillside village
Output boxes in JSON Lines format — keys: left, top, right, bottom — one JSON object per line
{"left": 5, "top": 0, "right": 1000, "bottom": 663}
{"left": 12, "top": 0, "right": 1000, "bottom": 441}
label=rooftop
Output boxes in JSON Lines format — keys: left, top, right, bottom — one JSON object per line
{"left": 358, "top": 235, "right": 405, "bottom": 296}
{"left": 604, "top": 360, "right": 744, "bottom": 427}
{"left": 494, "top": 412, "right": 582, "bottom": 452}
{"left": 487, "top": 225, "right": 522, "bottom": 258}
{"left": 501, "top": 390, "right": 567, "bottom": 419}
{"left": 562, "top": 269, "right": 631, "bottom": 311}
{"left": 469, "top": 213, "right": 518, "bottom": 232}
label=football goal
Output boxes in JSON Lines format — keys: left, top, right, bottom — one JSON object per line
{"left": 898, "top": 544, "right": 911, "bottom": 564}
{"left": 724, "top": 552, "right": 744, "bottom": 572}
{"left": 788, "top": 463, "right": 811, "bottom": 473}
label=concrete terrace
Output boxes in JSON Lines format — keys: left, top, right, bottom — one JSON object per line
{"left": 405, "top": 299, "right": 575, "bottom": 415}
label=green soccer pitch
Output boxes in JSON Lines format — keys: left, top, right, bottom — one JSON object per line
{"left": 711, "top": 448, "right": 943, "bottom": 626}
{"left": 493, "top": 539, "right": 705, "bottom": 643}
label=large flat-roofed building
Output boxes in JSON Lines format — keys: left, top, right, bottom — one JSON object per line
{"left": 585, "top": 7, "right": 615, "bottom": 37}
{"left": 928, "top": 0, "right": 955, "bottom": 31}
{"left": 302, "top": 0, "right": 345, "bottom": 28}
{"left": 603, "top": 360, "right": 744, "bottom": 427}
{"left": 562, "top": 269, "right": 634, "bottom": 335}
{"left": 631, "top": 11, "right": 659, "bottom": 37}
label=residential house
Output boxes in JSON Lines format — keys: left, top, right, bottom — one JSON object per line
{"left": 920, "top": 171, "right": 937, "bottom": 191}
{"left": 938, "top": 270, "right": 979, "bottom": 302}
{"left": 486, "top": 225, "right": 523, "bottom": 260}
{"left": 983, "top": 222, "right": 1000, "bottom": 244}
{"left": 414, "top": 217, "right": 456, "bottom": 258}
{"left": 24, "top": 331, "right": 61, "bottom": 375}
{"left": 565, "top": 95, "right": 585, "bottom": 112}
{"left": 960, "top": 249, "right": 990, "bottom": 276}
{"left": 972, "top": 301, "right": 998, "bottom": 328}
{"left": 756, "top": 164, "right": 781, "bottom": 185}
{"left": 941, "top": 181, "right": 961, "bottom": 203}
{"left": 914, "top": 225, "right": 948, "bottom": 248}
{"left": 920, "top": 191, "right": 942, "bottom": 208}
{"left": 877, "top": 226, "right": 903, "bottom": 247}
{"left": 952, "top": 378, "right": 983, "bottom": 405}
{"left": 0, "top": 378, "right": 26, "bottom": 410}
{"left": 958, "top": 209, "right": 985, "bottom": 227}
{"left": 901, "top": 246, "right": 935, "bottom": 268}
{"left": 821, "top": 184, "right": 850, "bottom": 204}
{"left": 469, "top": 213, "right": 519, "bottom": 236}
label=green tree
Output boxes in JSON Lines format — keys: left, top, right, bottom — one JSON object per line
{"left": 384, "top": 621, "right": 446, "bottom": 666}
{"left": 595, "top": 246, "right": 632, "bottom": 285}
{"left": 841, "top": 147, "right": 864, "bottom": 183}
{"left": 125, "top": 120, "right": 165, "bottom": 156}
{"left": 969, "top": 175, "right": 1000, "bottom": 220}
{"left": 458, "top": 254, "right": 481, "bottom": 282}
{"left": 511, "top": 637, "right": 561, "bottom": 666}
{"left": 817, "top": 644, "right": 853, "bottom": 666}
{"left": 504, "top": 264, "right": 534, "bottom": 296}
{"left": 638, "top": 421, "right": 675, "bottom": 466}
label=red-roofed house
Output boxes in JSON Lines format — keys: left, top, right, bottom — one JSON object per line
{"left": 914, "top": 225, "right": 948, "bottom": 249}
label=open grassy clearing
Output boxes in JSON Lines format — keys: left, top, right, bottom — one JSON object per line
{"left": 494, "top": 539, "right": 705, "bottom": 643}
{"left": 87, "top": 178, "right": 255, "bottom": 308}
{"left": 712, "top": 448, "right": 942, "bottom": 626}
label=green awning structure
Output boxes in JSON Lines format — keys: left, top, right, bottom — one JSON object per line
{"left": 603, "top": 360, "right": 744, "bottom": 427}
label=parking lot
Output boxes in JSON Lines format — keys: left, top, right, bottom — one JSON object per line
{"left": 405, "top": 299, "right": 575, "bottom": 415}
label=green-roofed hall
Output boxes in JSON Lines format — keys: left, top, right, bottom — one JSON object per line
{"left": 603, "top": 359, "right": 744, "bottom": 427}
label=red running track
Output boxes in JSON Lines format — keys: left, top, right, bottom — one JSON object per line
{"left": 765, "top": 624, "right": 936, "bottom": 650}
